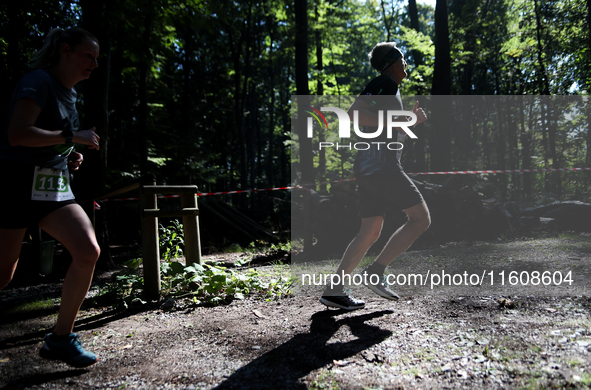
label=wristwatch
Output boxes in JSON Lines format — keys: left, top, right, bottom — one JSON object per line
{"left": 60, "top": 129, "right": 73, "bottom": 144}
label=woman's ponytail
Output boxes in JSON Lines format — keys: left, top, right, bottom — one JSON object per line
{"left": 29, "top": 28, "right": 64, "bottom": 70}
{"left": 29, "top": 27, "right": 98, "bottom": 70}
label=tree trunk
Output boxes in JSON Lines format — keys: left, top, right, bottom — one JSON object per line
{"left": 295, "top": 0, "right": 310, "bottom": 97}
{"left": 430, "top": 0, "right": 452, "bottom": 173}
{"left": 138, "top": 10, "right": 153, "bottom": 176}
{"left": 431, "top": 0, "right": 452, "bottom": 95}
{"left": 241, "top": 3, "right": 254, "bottom": 201}
{"left": 533, "top": 0, "right": 550, "bottom": 95}
{"left": 587, "top": 0, "right": 591, "bottom": 91}
{"left": 315, "top": 2, "right": 327, "bottom": 192}
{"left": 547, "top": 101, "right": 559, "bottom": 196}
{"left": 295, "top": 0, "right": 314, "bottom": 252}
{"left": 408, "top": 0, "right": 424, "bottom": 68}
{"left": 494, "top": 100, "right": 508, "bottom": 200}
{"left": 587, "top": 103, "right": 591, "bottom": 167}
{"left": 408, "top": 0, "right": 426, "bottom": 172}
{"left": 380, "top": 0, "right": 394, "bottom": 42}
{"left": 80, "top": 0, "right": 115, "bottom": 268}
{"left": 520, "top": 98, "right": 532, "bottom": 200}
{"left": 267, "top": 16, "right": 276, "bottom": 189}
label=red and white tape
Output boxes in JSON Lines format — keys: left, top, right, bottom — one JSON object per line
{"left": 99, "top": 167, "right": 590, "bottom": 202}
{"left": 196, "top": 186, "right": 294, "bottom": 197}
{"left": 408, "top": 167, "right": 591, "bottom": 175}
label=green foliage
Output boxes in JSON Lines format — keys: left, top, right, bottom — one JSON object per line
{"left": 92, "top": 223, "right": 294, "bottom": 308}
{"left": 159, "top": 220, "right": 184, "bottom": 261}
{"left": 161, "top": 260, "right": 293, "bottom": 305}
{"left": 94, "top": 258, "right": 294, "bottom": 308}
{"left": 396, "top": 25, "right": 435, "bottom": 95}
{"left": 247, "top": 239, "right": 291, "bottom": 253}
{"left": 269, "top": 241, "right": 291, "bottom": 253}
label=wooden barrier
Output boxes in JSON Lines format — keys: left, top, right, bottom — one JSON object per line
{"left": 140, "top": 180, "right": 202, "bottom": 300}
{"left": 94, "top": 175, "right": 202, "bottom": 301}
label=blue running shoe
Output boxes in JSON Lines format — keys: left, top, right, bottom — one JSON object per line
{"left": 39, "top": 333, "right": 99, "bottom": 368}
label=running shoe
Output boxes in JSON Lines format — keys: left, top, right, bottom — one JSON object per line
{"left": 320, "top": 294, "right": 365, "bottom": 310}
{"left": 363, "top": 268, "right": 400, "bottom": 300}
{"left": 39, "top": 333, "right": 99, "bottom": 368}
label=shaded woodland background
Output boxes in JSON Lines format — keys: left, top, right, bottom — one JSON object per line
{"left": 1, "top": 0, "right": 590, "bottom": 254}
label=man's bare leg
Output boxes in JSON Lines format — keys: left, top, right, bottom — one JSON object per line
{"left": 372, "top": 201, "right": 430, "bottom": 267}
{"left": 361, "top": 201, "right": 430, "bottom": 300}
{"left": 335, "top": 216, "right": 384, "bottom": 275}
{"left": 319, "top": 217, "right": 383, "bottom": 310}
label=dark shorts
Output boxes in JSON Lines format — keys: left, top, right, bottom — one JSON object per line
{"left": 357, "top": 170, "right": 424, "bottom": 218}
{"left": 0, "top": 162, "right": 77, "bottom": 229}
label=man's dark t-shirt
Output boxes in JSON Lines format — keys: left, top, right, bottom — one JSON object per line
{"left": 353, "top": 74, "right": 405, "bottom": 177}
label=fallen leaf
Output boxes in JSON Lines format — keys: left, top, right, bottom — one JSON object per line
{"left": 333, "top": 359, "right": 352, "bottom": 367}
{"left": 473, "top": 355, "right": 487, "bottom": 363}
{"left": 497, "top": 298, "right": 515, "bottom": 309}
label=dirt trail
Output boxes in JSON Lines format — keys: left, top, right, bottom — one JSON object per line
{"left": 1, "top": 235, "right": 590, "bottom": 389}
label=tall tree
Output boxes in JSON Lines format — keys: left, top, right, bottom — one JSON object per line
{"left": 79, "top": 0, "right": 115, "bottom": 267}
{"left": 430, "top": 0, "right": 452, "bottom": 172}
{"left": 408, "top": 0, "right": 424, "bottom": 69}
{"left": 295, "top": 0, "right": 314, "bottom": 251}
{"left": 138, "top": 8, "right": 153, "bottom": 176}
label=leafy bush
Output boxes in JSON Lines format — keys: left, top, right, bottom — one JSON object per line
{"left": 159, "top": 220, "right": 184, "bottom": 261}
{"left": 92, "top": 221, "right": 293, "bottom": 308}
{"left": 160, "top": 260, "right": 293, "bottom": 306}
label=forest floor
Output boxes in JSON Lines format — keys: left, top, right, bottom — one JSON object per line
{"left": 1, "top": 232, "right": 591, "bottom": 390}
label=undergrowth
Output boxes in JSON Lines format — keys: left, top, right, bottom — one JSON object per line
{"left": 92, "top": 221, "right": 293, "bottom": 309}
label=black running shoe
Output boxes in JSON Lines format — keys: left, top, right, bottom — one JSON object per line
{"left": 320, "top": 294, "right": 365, "bottom": 310}
{"left": 363, "top": 268, "right": 400, "bottom": 300}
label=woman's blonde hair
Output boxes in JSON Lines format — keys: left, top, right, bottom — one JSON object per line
{"left": 29, "top": 27, "right": 98, "bottom": 70}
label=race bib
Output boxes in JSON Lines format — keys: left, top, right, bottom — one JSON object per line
{"left": 31, "top": 166, "right": 75, "bottom": 202}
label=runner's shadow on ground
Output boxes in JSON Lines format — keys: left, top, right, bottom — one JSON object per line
{"left": 0, "top": 369, "right": 88, "bottom": 390}
{"left": 213, "top": 309, "right": 394, "bottom": 390}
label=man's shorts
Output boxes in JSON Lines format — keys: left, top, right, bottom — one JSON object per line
{"left": 0, "top": 162, "right": 77, "bottom": 229}
{"left": 357, "top": 170, "right": 424, "bottom": 218}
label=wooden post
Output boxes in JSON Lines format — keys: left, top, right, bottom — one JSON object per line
{"left": 181, "top": 192, "right": 202, "bottom": 266}
{"left": 139, "top": 182, "right": 201, "bottom": 299}
{"left": 140, "top": 176, "right": 161, "bottom": 300}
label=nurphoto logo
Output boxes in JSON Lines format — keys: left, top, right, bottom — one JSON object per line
{"left": 303, "top": 105, "right": 418, "bottom": 151}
